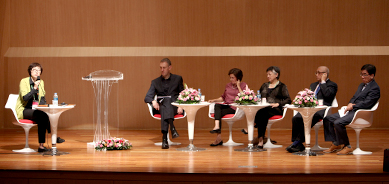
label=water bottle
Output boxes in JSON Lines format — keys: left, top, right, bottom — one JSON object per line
{"left": 53, "top": 93, "right": 58, "bottom": 106}
{"left": 257, "top": 90, "right": 261, "bottom": 103}
{"left": 198, "top": 88, "right": 202, "bottom": 101}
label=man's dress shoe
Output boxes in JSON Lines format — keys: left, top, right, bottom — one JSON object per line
{"left": 287, "top": 143, "right": 305, "bottom": 153}
{"left": 162, "top": 138, "right": 169, "bottom": 149}
{"left": 286, "top": 143, "right": 294, "bottom": 151}
{"left": 171, "top": 128, "right": 179, "bottom": 139}
{"left": 57, "top": 137, "right": 65, "bottom": 143}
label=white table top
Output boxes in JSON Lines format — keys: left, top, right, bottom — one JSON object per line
{"left": 231, "top": 103, "right": 271, "bottom": 107}
{"left": 171, "top": 102, "right": 210, "bottom": 106}
{"left": 35, "top": 105, "right": 76, "bottom": 109}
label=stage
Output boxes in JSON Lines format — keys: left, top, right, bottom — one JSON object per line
{"left": 0, "top": 129, "right": 388, "bottom": 183}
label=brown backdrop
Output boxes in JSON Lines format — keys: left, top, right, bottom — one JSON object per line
{"left": 1, "top": 0, "right": 388, "bottom": 130}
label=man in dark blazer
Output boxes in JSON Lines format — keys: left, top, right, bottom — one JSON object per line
{"left": 287, "top": 66, "right": 338, "bottom": 153}
{"left": 323, "top": 64, "right": 380, "bottom": 155}
{"left": 144, "top": 58, "right": 184, "bottom": 149}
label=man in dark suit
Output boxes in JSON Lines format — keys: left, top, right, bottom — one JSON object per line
{"left": 323, "top": 64, "right": 380, "bottom": 155}
{"left": 287, "top": 66, "right": 338, "bottom": 153}
{"left": 144, "top": 58, "right": 184, "bottom": 149}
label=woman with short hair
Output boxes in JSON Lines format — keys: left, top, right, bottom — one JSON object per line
{"left": 254, "top": 66, "right": 291, "bottom": 149}
{"left": 208, "top": 68, "right": 247, "bottom": 146}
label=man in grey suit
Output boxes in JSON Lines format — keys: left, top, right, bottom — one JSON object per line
{"left": 287, "top": 66, "right": 338, "bottom": 153}
{"left": 323, "top": 64, "right": 380, "bottom": 155}
{"left": 145, "top": 58, "right": 184, "bottom": 149}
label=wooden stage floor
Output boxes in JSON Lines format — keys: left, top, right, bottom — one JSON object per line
{"left": 0, "top": 128, "right": 388, "bottom": 183}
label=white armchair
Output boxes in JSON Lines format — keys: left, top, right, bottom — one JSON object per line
{"left": 346, "top": 101, "right": 379, "bottom": 155}
{"left": 208, "top": 103, "right": 245, "bottom": 146}
{"left": 264, "top": 107, "right": 288, "bottom": 148}
{"left": 147, "top": 96, "right": 186, "bottom": 146}
{"left": 5, "top": 94, "right": 37, "bottom": 152}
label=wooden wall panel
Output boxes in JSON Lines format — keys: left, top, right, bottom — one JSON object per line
{"left": 5, "top": 46, "right": 389, "bottom": 57}
{"left": 10, "top": 0, "right": 389, "bottom": 47}
{"left": 2, "top": 1, "right": 389, "bottom": 131}
{"left": 0, "top": 0, "right": 10, "bottom": 129}
{"left": 3, "top": 57, "right": 388, "bottom": 130}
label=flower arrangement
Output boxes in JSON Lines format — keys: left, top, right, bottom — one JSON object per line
{"left": 176, "top": 84, "right": 201, "bottom": 104}
{"left": 95, "top": 138, "right": 132, "bottom": 151}
{"left": 292, "top": 88, "right": 318, "bottom": 107}
{"left": 234, "top": 85, "right": 259, "bottom": 105}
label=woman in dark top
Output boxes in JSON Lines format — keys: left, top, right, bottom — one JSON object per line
{"left": 255, "top": 66, "right": 291, "bottom": 149}
{"left": 208, "top": 68, "right": 246, "bottom": 146}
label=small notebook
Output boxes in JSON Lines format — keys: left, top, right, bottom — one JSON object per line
{"left": 338, "top": 106, "right": 349, "bottom": 117}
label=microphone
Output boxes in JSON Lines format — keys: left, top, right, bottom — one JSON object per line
{"left": 37, "top": 76, "right": 40, "bottom": 81}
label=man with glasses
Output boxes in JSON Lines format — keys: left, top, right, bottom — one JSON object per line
{"left": 323, "top": 64, "right": 380, "bottom": 155}
{"left": 287, "top": 66, "right": 338, "bottom": 153}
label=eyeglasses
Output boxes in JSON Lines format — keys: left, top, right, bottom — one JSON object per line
{"left": 31, "top": 69, "right": 41, "bottom": 73}
{"left": 315, "top": 71, "right": 326, "bottom": 75}
{"left": 360, "top": 73, "right": 370, "bottom": 77}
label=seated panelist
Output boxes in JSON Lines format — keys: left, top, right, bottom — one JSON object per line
{"left": 254, "top": 66, "right": 291, "bottom": 149}
{"left": 15, "top": 63, "right": 65, "bottom": 153}
{"left": 144, "top": 58, "right": 184, "bottom": 149}
{"left": 208, "top": 68, "right": 246, "bottom": 146}
{"left": 323, "top": 64, "right": 380, "bottom": 155}
{"left": 287, "top": 66, "right": 338, "bottom": 153}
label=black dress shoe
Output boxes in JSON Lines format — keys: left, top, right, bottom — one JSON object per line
{"left": 170, "top": 128, "right": 179, "bottom": 139}
{"left": 287, "top": 143, "right": 305, "bottom": 153}
{"left": 162, "top": 138, "right": 169, "bottom": 149}
{"left": 286, "top": 143, "right": 294, "bottom": 151}
{"left": 209, "top": 129, "right": 221, "bottom": 134}
{"left": 241, "top": 129, "right": 248, "bottom": 134}
{"left": 38, "top": 147, "right": 50, "bottom": 152}
{"left": 57, "top": 137, "right": 65, "bottom": 143}
{"left": 210, "top": 141, "right": 223, "bottom": 146}
{"left": 256, "top": 145, "right": 267, "bottom": 151}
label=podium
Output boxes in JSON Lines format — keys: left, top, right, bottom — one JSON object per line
{"left": 82, "top": 70, "right": 123, "bottom": 145}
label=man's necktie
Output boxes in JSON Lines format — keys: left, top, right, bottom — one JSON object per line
{"left": 362, "top": 84, "right": 367, "bottom": 91}
{"left": 315, "top": 85, "right": 320, "bottom": 98}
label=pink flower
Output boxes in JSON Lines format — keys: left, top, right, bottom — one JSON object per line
{"left": 235, "top": 97, "right": 239, "bottom": 101}
{"left": 310, "top": 99, "right": 313, "bottom": 102}
{"left": 183, "top": 98, "right": 187, "bottom": 101}
{"left": 299, "top": 101, "right": 302, "bottom": 104}
{"left": 115, "top": 144, "right": 119, "bottom": 147}
{"left": 304, "top": 100, "right": 308, "bottom": 103}
{"left": 249, "top": 96, "right": 253, "bottom": 100}
{"left": 100, "top": 144, "right": 103, "bottom": 148}
{"left": 316, "top": 101, "right": 318, "bottom": 104}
